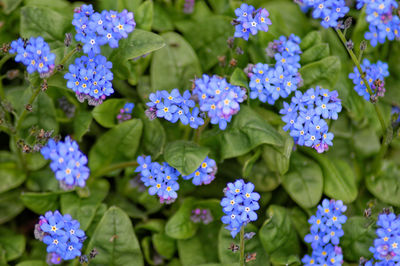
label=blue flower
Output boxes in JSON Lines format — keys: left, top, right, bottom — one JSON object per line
{"left": 221, "top": 180, "right": 260, "bottom": 238}
{"left": 302, "top": 199, "right": 347, "bottom": 265}
{"left": 233, "top": 4, "right": 271, "bottom": 41}
{"left": 41, "top": 137, "right": 90, "bottom": 189}
{"left": 182, "top": 157, "right": 217, "bottom": 186}
{"left": 36, "top": 211, "right": 86, "bottom": 262}
{"left": 299, "top": 0, "right": 349, "bottom": 28}
{"left": 9, "top": 37, "right": 56, "bottom": 76}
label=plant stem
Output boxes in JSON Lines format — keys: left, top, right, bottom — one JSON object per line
{"left": 52, "top": 47, "right": 79, "bottom": 75}
{"left": 15, "top": 85, "right": 41, "bottom": 132}
{"left": 92, "top": 161, "right": 139, "bottom": 179}
{"left": 194, "top": 117, "right": 210, "bottom": 143}
{"left": 239, "top": 225, "right": 245, "bottom": 266}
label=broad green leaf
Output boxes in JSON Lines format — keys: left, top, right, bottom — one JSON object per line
{"left": 242, "top": 149, "right": 262, "bottom": 179}
{"left": 0, "top": 189, "right": 24, "bottom": 224}
{"left": 153, "top": 233, "right": 176, "bottom": 260}
{"left": 300, "top": 31, "right": 322, "bottom": 51}
{"left": 140, "top": 112, "right": 166, "bottom": 158}
{"left": 366, "top": 161, "right": 400, "bottom": 206}
{"left": 230, "top": 68, "right": 249, "bottom": 89}
{"left": 306, "top": 150, "right": 358, "bottom": 203}
{"left": 25, "top": 152, "right": 47, "bottom": 171}
{"left": 26, "top": 168, "right": 59, "bottom": 192}
{"left": 0, "top": 227, "right": 25, "bottom": 261}
{"left": 290, "top": 207, "right": 309, "bottom": 241}
{"left": 201, "top": 106, "right": 283, "bottom": 161}
{"left": 218, "top": 224, "right": 270, "bottom": 266}
{"left": 136, "top": 1, "right": 153, "bottom": 31}
{"left": 89, "top": 119, "right": 143, "bottom": 172}
{"left": 164, "top": 140, "right": 209, "bottom": 176}
{"left": 16, "top": 261, "right": 46, "bottom": 266}
{"left": 86, "top": 206, "right": 144, "bottom": 266}
{"left": 341, "top": 216, "right": 375, "bottom": 261}
{"left": 262, "top": 132, "right": 294, "bottom": 176}
{"left": 300, "top": 43, "right": 329, "bottom": 65}
{"left": 107, "top": 194, "right": 147, "bottom": 219}
{"left": 136, "top": 219, "right": 165, "bottom": 233}
{"left": 20, "top": 191, "right": 60, "bottom": 214}
{"left": 151, "top": 32, "right": 201, "bottom": 91}
{"left": 0, "top": 162, "right": 26, "bottom": 194}
{"left": 152, "top": 3, "right": 174, "bottom": 32}
{"left": 141, "top": 236, "right": 153, "bottom": 265}
{"left": 60, "top": 180, "right": 110, "bottom": 230}
{"left": 98, "top": 0, "right": 141, "bottom": 11}
{"left": 92, "top": 99, "right": 126, "bottom": 128}
{"left": 259, "top": 205, "right": 300, "bottom": 264}
{"left": 20, "top": 6, "right": 72, "bottom": 43}
{"left": 165, "top": 198, "right": 198, "bottom": 239}
{"left": 353, "top": 128, "right": 380, "bottom": 158}
{"left": 299, "top": 56, "right": 341, "bottom": 89}
{"left": 73, "top": 110, "right": 92, "bottom": 141}
{"left": 281, "top": 153, "right": 323, "bottom": 209}
{"left": 247, "top": 161, "right": 280, "bottom": 192}
{"left": 175, "top": 15, "right": 232, "bottom": 70}
{"left": 1, "top": 0, "right": 22, "bottom": 14}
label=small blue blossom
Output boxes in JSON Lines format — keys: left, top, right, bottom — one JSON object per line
{"left": 40, "top": 137, "right": 90, "bottom": 189}
{"left": 220, "top": 180, "right": 260, "bottom": 238}
{"left": 302, "top": 199, "right": 347, "bottom": 266}
{"left": 182, "top": 157, "right": 217, "bottom": 186}
{"left": 349, "top": 59, "right": 389, "bottom": 100}
{"left": 233, "top": 4, "right": 271, "bottom": 41}
{"left": 280, "top": 87, "right": 342, "bottom": 153}
{"left": 72, "top": 4, "right": 136, "bottom": 55}
{"left": 193, "top": 75, "right": 246, "bottom": 130}
{"left": 35, "top": 211, "right": 86, "bottom": 263}
{"left": 64, "top": 54, "right": 114, "bottom": 106}
{"left": 298, "top": 0, "right": 349, "bottom": 28}
{"left": 117, "top": 102, "right": 134, "bottom": 123}
{"left": 9, "top": 37, "right": 55, "bottom": 76}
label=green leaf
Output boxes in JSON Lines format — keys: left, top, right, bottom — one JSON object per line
{"left": 366, "top": 161, "right": 400, "bottom": 206}
{"left": 175, "top": 15, "right": 232, "bottom": 70}
{"left": 92, "top": 99, "right": 126, "bottom": 128}
{"left": 73, "top": 110, "right": 92, "bottom": 141}
{"left": 89, "top": 119, "right": 143, "bottom": 172}
{"left": 218, "top": 224, "right": 270, "bottom": 266}
{"left": 230, "top": 68, "right": 249, "bottom": 89}
{"left": 60, "top": 180, "right": 109, "bottom": 230}
{"left": 86, "top": 206, "right": 144, "bottom": 266}
{"left": 247, "top": 161, "right": 280, "bottom": 192}
{"left": 0, "top": 189, "right": 24, "bottom": 224}
{"left": 0, "top": 162, "right": 26, "bottom": 194}
{"left": 353, "top": 128, "right": 380, "bottom": 158}
{"left": 98, "top": 0, "right": 141, "bottom": 11}
{"left": 20, "top": 6, "right": 71, "bottom": 43}
{"left": 0, "top": 227, "right": 25, "bottom": 261}
{"left": 299, "top": 56, "right": 341, "bottom": 89}
{"left": 300, "top": 31, "right": 322, "bottom": 51}
{"left": 165, "top": 198, "right": 198, "bottom": 239}
{"left": 20, "top": 191, "right": 60, "bottom": 214}
{"left": 259, "top": 205, "right": 300, "bottom": 264}
{"left": 152, "top": 3, "right": 174, "bottom": 32}
{"left": 136, "top": 1, "right": 153, "bottom": 31}
{"left": 306, "top": 150, "right": 358, "bottom": 203}
{"left": 341, "top": 216, "right": 375, "bottom": 262}
{"left": 262, "top": 133, "right": 294, "bottom": 176}
{"left": 164, "top": 140, "right": 209, "bottom": 176}
{"left": 290, "top": 207, "right": 310, "bottom": 241}
{"left": 25, "top": 152, "right": 47, "bottom": 171}
{"left": 281, "top": 153, "right": 323, "bottom": 209}
{"left": 151, "top": 32, "right": 201, "bottom": 91}
{"left": 16, "top": 261, "right": 46, "bottom": 266}
{"left": 140, "top": 114, "right": 166, "bottom": 158}
{"left": 1, "top": 0, "right": 22, "bottom": 14}
{"left": 152, "top": 233, "right": 176, "bottom": 259}
{"left": 201, "top": 106, "right": 283, "bottom": 161}
{"left": 300, "top": 43, "right": 330, "bottom": 65}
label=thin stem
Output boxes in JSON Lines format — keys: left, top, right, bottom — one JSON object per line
{"left": 194, "top": 117, "right": 210, "bottom": 143}
{"left": 335, "top": 29, "right": 387, "bottom": 134}
{"left": 239, "top": 225, "right": 245, "bottom": 266}
{"left": 15, "top": 85, "right": 41, "bottom": 132}
{"left": 52, "top": 47, "right": 79, "bottom": 75}
{"left": 91, "top": 161, "right": 139, "bottom": 179}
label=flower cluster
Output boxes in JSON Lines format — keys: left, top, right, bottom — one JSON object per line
{"left": 135, "top": 155, "right": 218, "bottom": 203}
{"left": 365, "top": 212, "right": 400, "bottom": 265}
{"left": 280, "top": 87, "right": 342, "bottom": 153}
{"left": 9, "top": 37, "right": 55, "bottom": 76}
{"left": 34, "top": 210, "right": 86, "bottom": 263}
{"left": 298, "top": 0, "right": 349, "bottom": 28}
{"left": 191, "top": 208, "right": 213, "bottom": 224}
{"left": 249, "top": 34, "right": 302, "bottom": 105}
{"left": 117, "top": 102, "right": 134, "bottom": 123}
{"left": 233, "top": 3, "right": 272, "bottom": 41}
{"left": 220, "top": 180, "right": 260, "bottom": 238}
{"left": 182, "top": 156, "right": 217, "bottom": 186}
{"left": 146, "top": 89, "right": 204, "bottom": 129}
{"left": 40, "top": 137, "right": 90, "bottom": 189}
{"left": 183, "top": 0, "right": 195, "bottom": 14}
{"left": 72, "top": 4, "right": 135, "bottom": 55}
{"left": 64, "top": 54, "right": 114, "bottom": 106}
{"left": 356, "top": 0, "right": 400, "bottom": 47}
{"left": 349, "top": 59, "right": 389, "bottom": 101}
{"left": 302, "top": 199, "right": 347, "bottom": 266}
{"left": 193, "top": 75, "right": 246, "bottom": 130}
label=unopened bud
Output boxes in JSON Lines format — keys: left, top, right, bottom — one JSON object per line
{"left": 64, "top": 33, "right": 72, "bottom": 47}
{"left": 344, "top": 17, "right": 353, "bottom": 29}
{"left": 41, "top": 80, "right": 48, "bottom": 91}
{"left": 235, "top": 47, "right": 244, "bottom": 55}
{"left": 229, "top": 58, "right": 237, "bottom": 67}
{"left": 25, "top": 104, "right": 32, "bottom": 112}
{"left": 360, "top": 40, "right": 367, "bottom": 51}
{"left": 346, "top": 40, "right": 354, "bottom": 50}
{"left": 227, "top": 37, "right": 234, "bottom": 49}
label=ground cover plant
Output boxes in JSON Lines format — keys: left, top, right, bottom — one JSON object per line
{"left": 1, "top": 0, "right": 400, "bottom": 265}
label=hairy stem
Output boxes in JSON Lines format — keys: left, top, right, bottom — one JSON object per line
{"left": 239, "top": 225, "right": 245, "bottom": 266}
